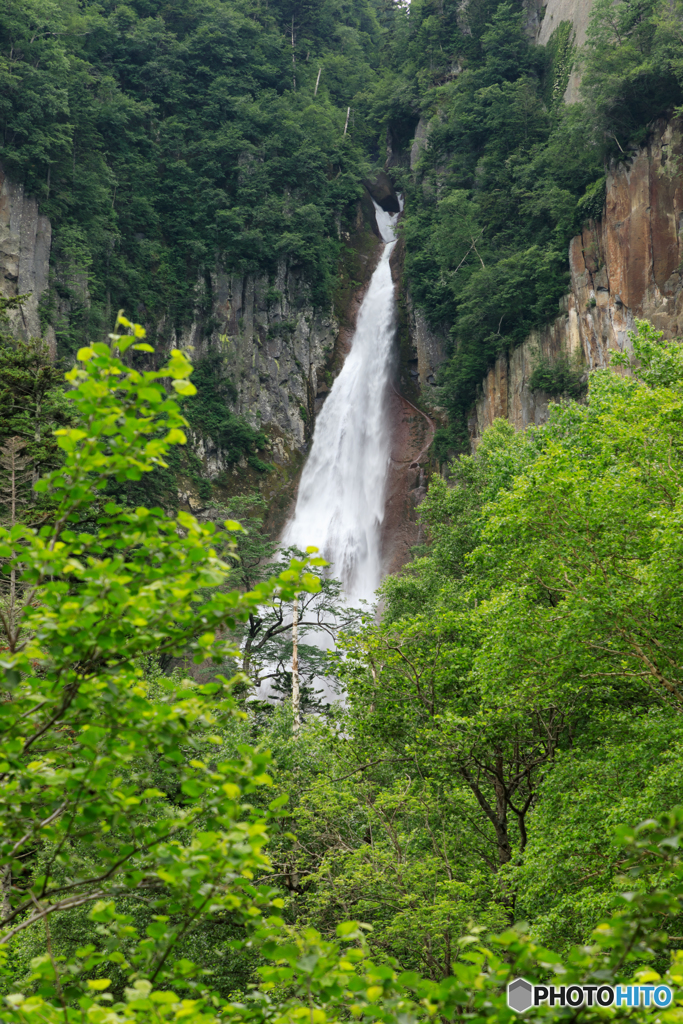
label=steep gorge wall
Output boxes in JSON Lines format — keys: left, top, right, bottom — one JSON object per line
{"left": 532, "top": 0, "right": 592, "bottom": 101}
{"left": 173, "top": 196, "right": 383, "bottom": 530}
{"left": 0, "top": 160, "right": 383, "bottom": 529}
{"left": 0, "top": 166, "right": 53, "bottom": 347}
{"left": 469, "top": 116, "right": 683, "bottom": 443}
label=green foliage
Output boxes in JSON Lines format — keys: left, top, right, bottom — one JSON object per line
{"left": 103, "top": 437, "right": 211, "bottom": 511}
{"left": 196, "top": 498, "right": 357, "bottom": 707}
{"left": 383, "top": 418, "right": 527, "bottom": 614}
{"left": 611, "top": 317, "right": 683, "bottom": 388}
{"left": 543, "top": 22, "right": 576, "bottom": 108}
{"left": 395, "top": 1, "right": 601, "bottom": 442}
{"left": 0, "top": 299, "right": 75, "bottom": 501}
{"left": 577, "top": 176, "right": 607, "bottom": 222}
{"left": 237, "top": 547, "right": 361, "bottom": 702}
{"left": 0, "top": 312, "right": 324, "bottom": 1013}
{"left": 1, "top": 314, "right": 683, "bottom": 1024}
{"left": 5, "top": 0, "right": 679, "bottom": 434}
{"left": 4, "top": 804, "right": 683, "bottom": 1023}
{"left": 103, "top": 349, "right": 270, "bottom": 509}
{"left": 207, "top": 494, "right": 279, "bottom": 591}
{"left": 279, "top": 324, "right": 683, "bottom": 979}
{"left": 0, "top": 0, "right": 382, "bottom": 350}
{"left": 5, "top": 0, "right": 683, "bottom": 1004}
{"left": 181, "top": 353, "right": 269, "bottom": 468}
{"left": 528, "top": 353, "right": 587, "bottom": 397}
{"left": 430, "top": 426, "right": 453, "bottom": 464}
{"left": 515, "top": 711, "right": 683, "bottom": 949}
{"left": 394, "top": 0, "right": 683, "bottom": 438}
{"left": 4, "top": 0, "right": 683, "bottom": 434}
{"left": 579, "top": 0, "right": 683, "bottom": 155}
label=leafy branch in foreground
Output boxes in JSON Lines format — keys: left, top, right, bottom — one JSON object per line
{"left": 0, "top": 313, "right": 322, "bottom": 1009}
{"left": 5, "top": 810, "right": 683, "bottom": 1023}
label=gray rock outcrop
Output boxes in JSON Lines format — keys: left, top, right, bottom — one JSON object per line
{"left": 364, "top": 172, "right": 401, "bottom": 213}
{"left": 410, "top": 118, "right": 430, "bottom": 171}
{"left": 172, "top": 261, "right": 339, "bottom": 468}
{"left": 0, "top": 164, "right": 52, "bottom": 346}
{"left": 535, "top": 0, "right": 593, "bottom": 101}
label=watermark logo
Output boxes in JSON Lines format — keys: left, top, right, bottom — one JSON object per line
{"left": 507, "top": 979, "right": 674, "bottom": 1013}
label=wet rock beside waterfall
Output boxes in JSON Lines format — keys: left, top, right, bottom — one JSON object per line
{"left": 364, "top": 172, "right": 400, "bottom": 213}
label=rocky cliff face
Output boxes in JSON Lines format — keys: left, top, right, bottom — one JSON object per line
{"left": 533, "top": 0, "right": 592, "bottom": 101}
{"left": 0, "top": 161, "right": 383, "bottom": 530}
{"left": 388, "top": 236, "right": 448, "bottom": 404}
{"left": 0, "top": 165, "right": 53, "bottom": 348}
{"left": 186, "top": 264, "right": 339, "bottom": 458}
{"left": 172, "top": 194, "right": 382, "bottom": 526}
{"left": 166, "top": 259, "right": 341, "bottom": 530}
{"left": 469, "top": 116, "right": 683, "bottom": 444}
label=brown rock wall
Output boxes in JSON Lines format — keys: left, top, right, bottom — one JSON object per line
{"left": 470, "top": 116, "right": 683, "bottom": 446}
{"left": 382, "top": 388, "right": 434, "bottom": 577}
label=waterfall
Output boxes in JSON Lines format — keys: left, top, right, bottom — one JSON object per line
{"left": 283, "top": 200, "right": 400, "bottom": 602}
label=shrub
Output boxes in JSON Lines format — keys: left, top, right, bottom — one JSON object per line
{"left": 529, "top": 354, "right": 588, "bottom": 398}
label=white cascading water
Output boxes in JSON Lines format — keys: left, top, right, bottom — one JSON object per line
{"left": 283, "top": 200, "right": 400, "bottom": 601}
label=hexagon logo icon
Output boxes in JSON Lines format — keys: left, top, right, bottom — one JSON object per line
{"left": 508, "top": 978, "right": 533, "bottom": 1013}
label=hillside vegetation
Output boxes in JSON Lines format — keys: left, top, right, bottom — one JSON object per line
{"left": 0, "top": 316, "right": 682, "bottom": 1023}
{"left": 4, "top": 0, "right": 682, "bottom": 437}
{"left": 393, "top": 0, "right": 683, "bottom": 444}
{"left": 2, "top": 0, "right": 683, "bottom": 1020}
{"left": 2, "top": 0, "right": 387, "bottom": 356}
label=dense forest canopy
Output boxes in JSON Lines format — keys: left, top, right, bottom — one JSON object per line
{"left": 2, "top": 0, "right": 385, "bottom": 354}
{"left": 397, "top": 0, "right": 683, "bottom": 446}
{"left": 4, "top": 0, "right": 683, "bottom": 432}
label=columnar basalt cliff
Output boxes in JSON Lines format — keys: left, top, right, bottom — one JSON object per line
{"left": 178, "top": 195, "right": 381, "bottom": 468}
{"left": 469, "top": 116, "right": 683, "bottom": 444}
{"left": 174, "top": 202, "right": 382, "bottom": 530}
{"left": 0, "top": 165, "right": 53, "bottom": 347}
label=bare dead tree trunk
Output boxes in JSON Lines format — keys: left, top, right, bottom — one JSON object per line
{"left": 1, "top": 865, "right": 10, "bottom": 921}
{"left": 343, "top": 106, "right": 350, "bottom": 135}
{"left": 314, "top": 67, "right": 322, "bottom": 95}
{"left": 0, "top": 438, "right": 30, "bottom": 645}
{"left": 291, "top": 17, "right": 296, "bottom": 91}
{"left": 292, "top": 596, "right": 300, "bottom": 735}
